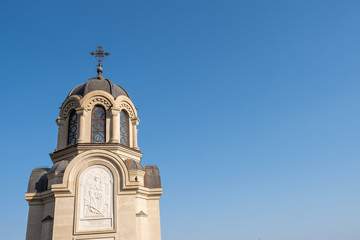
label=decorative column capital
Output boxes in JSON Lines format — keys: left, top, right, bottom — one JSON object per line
{"left": 131, "top": 118, "right": 140, "bottom": 126}
{"left": 56, "top": 117, "right": 65, "bottom": 126}
{"left": 110, "top": 108, "right": 121, "bottom": 117}
{"left": 75, "top": 107, "right": 87, "bottom": 116}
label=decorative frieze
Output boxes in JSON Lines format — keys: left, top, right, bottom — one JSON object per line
{"left": 119, "top": 102, "right": 134, "bottom": 117}
{"left": 86, "top": 97, "right": 112, "bottom": 111}
{"left": 62, "top": 101, "right": 78, "bottom": 117}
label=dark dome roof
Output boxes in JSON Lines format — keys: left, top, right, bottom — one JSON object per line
{"left": 67, "top": 77, "right": 130, "bottom": 99}
{"left": 27, "top": 168, "right": 49, "bottom": 193}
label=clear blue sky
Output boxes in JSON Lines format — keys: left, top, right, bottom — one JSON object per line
{"left": 1, "top": 1, "right": 360, "bottom": 239}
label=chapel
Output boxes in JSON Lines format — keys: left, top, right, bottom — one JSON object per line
{"left": 25, "top": 46, "right": 162, "bottom": 240}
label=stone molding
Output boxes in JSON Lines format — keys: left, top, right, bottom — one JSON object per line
{"left": 52, "top": 150, "right": 138, "bottom": 195}
{"left": 136, "top": 187, "right": 163, "bottom": 200}
{"left": 119, "top": 102, "right": 135, "bottom": 118}
{"left": 85, "top": 96, "right": 112, "bottom": 111}
{"left": 110, "top": 108, "right": 121, "bottom": 117}
{"left": 50, "top": 144, "right": 143, "bottom": 164}
{"left": 62, "top": 101, "right": 78, "bottom": 117}
{"left": 60, "top": 96, "right": 81, "bottom": 118}
{"left": 25, "top": 190, "right": 54, "bottom": 204}
{"left": 114, "top": 95, "right": 138, "bottom": 119}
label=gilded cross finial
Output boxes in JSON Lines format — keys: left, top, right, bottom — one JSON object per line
{"left": 90, "top": 46, "right": 110, "bottom": 78}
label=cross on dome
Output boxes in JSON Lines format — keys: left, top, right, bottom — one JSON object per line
{"left": 90, "top": 46, "right": 110, "bottom": 77}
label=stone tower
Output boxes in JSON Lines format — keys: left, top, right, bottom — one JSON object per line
{"left": 25, "top": 47, "right": 162, "bottom": 240}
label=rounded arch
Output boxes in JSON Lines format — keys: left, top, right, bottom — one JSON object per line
{"left": 80, "top": 91, "right": 115, "bottom": 112}
{"left": 114, "top": 95, "right": 138, "bottom": 120}
{"left": 61, "top": 150, "right": 134, "bottom": 194}
{"left": 60, "top": 96, "right": 81, "bottom": 118}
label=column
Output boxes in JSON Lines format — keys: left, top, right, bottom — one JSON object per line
{"left": 131, "top": 118, "right": 140, "bottom": 150}
{"left": 76, "top": 107, "right": 87, "bottom": 143}
{"left": 110, "top": 108, "right": 121, "bottom": 143}
{"left": 56, "top": 117, "right": 65, "bottom": 150}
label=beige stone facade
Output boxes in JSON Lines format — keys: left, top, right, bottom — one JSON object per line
{"left": 25, "top": 74, "right": 162, "bottom": 240}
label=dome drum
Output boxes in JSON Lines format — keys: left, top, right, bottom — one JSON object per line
{"left": 55, "top": 78, "right": 139, "bottom": 152}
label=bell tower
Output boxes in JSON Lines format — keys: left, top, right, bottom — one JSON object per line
{"left": 25, "top": 46, "right": 163, "bottom": 240}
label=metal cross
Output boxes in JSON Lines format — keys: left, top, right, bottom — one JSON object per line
{"left": 90, "top": 45, "right": 110, "bottom": 67}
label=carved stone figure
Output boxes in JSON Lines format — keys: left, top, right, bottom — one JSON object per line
{"left": 77, "top": 165, "right": 114, "bottom": 231}
{"left": 86, "top": 174, "right": 106, "bottom": 216}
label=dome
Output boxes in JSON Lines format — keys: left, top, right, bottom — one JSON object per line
{"left": 67, "top": 77, "right": 130, "bottom": 99}
{"left": 124, "top": 159, "right": 142, "bottom": 170}
{"left": 27, "top": 168, "right": 49, "bottom": 193}
{"left": 48, "top": 160, "right": 69, "bottom": 173}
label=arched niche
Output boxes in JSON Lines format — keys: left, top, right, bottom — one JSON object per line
{"left": 75, "top": 164, "right": 114, "bottom": 233}
{"left": 60, "top": 150, "right": 134, "bottom": 194}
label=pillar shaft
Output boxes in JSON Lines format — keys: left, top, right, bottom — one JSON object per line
{"left": 76, "top": 108, "right": 87, "bottom": 143}
{"left": 110, "top": 108, "right": 121, "bottom": 143}
{"left": 131, "top": 118, "right": 140, "bottom": 150}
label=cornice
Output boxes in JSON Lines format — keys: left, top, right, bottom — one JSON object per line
{"left": 25, "top": 190, "right": 54, "bottom": 203}
{"left": 136, "top": 187, "right": 163, "bottom": 200}
{"left": 50, "top": 143, "right": 143, "bottom": 163}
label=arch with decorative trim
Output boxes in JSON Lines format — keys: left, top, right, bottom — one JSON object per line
{"left": 80, "top": 91, "right": 115, "bottom": 112}
{"left": 59, "top": 150, "right": 134, "bottom": 195}
{"left": 60, "top": 96, "right": 81, "bottom": 118}
{"left": 114, "top": 95, "right": 138, "bottom": 120}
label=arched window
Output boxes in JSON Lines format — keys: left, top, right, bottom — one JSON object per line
{"left": 120, "top": 110, "right": 129, "bottom": 146}
{"left": 68, "top": 110, "right": 78, "bottom": 145}
{"left": 91, "top": 106, "right": 106, "bottom": 143}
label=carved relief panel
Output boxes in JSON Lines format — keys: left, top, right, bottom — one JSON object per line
{"left": 76, "top": 165, "right": 114, "bottom": 233}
